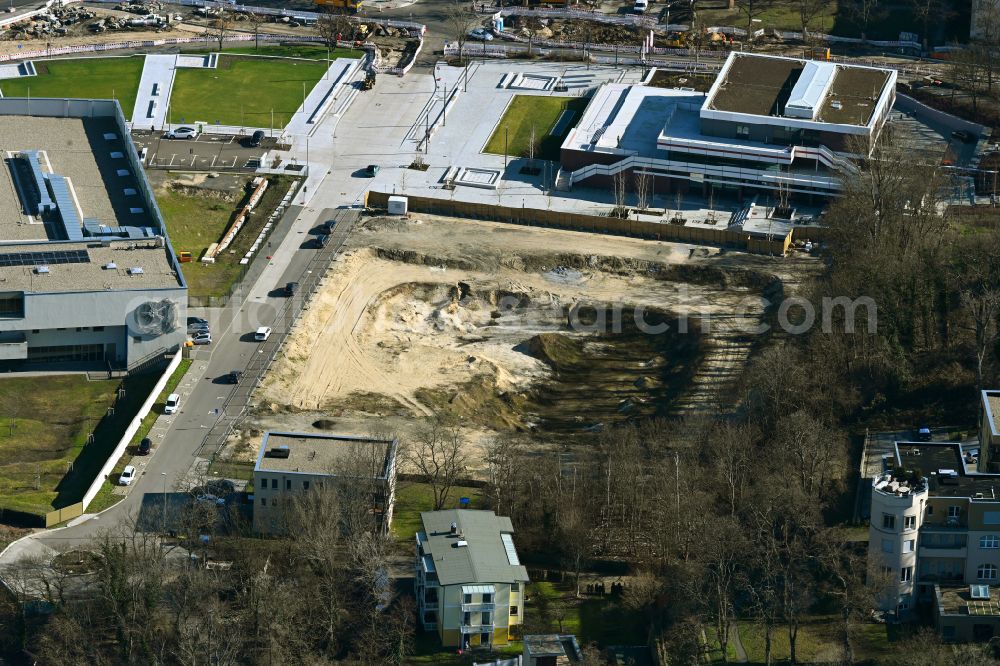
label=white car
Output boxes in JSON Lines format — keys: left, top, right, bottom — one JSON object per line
{"left": 164, "top": 393, "right": 180, "bottom": 414}
{"left": 469, "top": 27, "right": 493, "bottom": 41}
{"left": 166, "top": 127, "right": 197, "bottom": 140}
{"left": 119, "top": 465, "right": 137, "bottom": 486}
{"left": 254, "top": 326, "right": 272, "bottom": 342}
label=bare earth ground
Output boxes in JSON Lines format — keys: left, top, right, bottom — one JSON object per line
{"left": 246, "top": 214, "right": 814, "bottom": 469}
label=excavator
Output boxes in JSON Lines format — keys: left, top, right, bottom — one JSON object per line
{"left": 315, "top": 0, "right": 363, "bottom": 13}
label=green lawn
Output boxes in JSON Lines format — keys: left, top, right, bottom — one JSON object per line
{"left": 157, "top": 176, "right": 296, "bottom": 301}
{"left": 0, "top": 372, "right": 160, "bottom": 519}
{"left": 737, "top": 616, "right": 893, "bottom": 664}
{"left": 527, "top": 581, "right": 646, "bottom": 646}
{"left": 699, "top": 2, "right": 839, "bottom": 34}
{"left": 169, "top": 55, "right": 329, "bottom": 128}
{"left": 484, "top": 95, "right": 590, "bottom": 161}
{"left": 391, "top": 482, "right": 485, "bottom": 542}
{"left": 0, "top": 56, "right": 144, "bottom": 118}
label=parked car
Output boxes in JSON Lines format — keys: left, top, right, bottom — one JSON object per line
{"left": 191, "top": 334, "right": 212, "bottom": 345}
{"left": 164, "top": 393, "right": 181, "bottom": 414}
{"left": 365, "top": 164, "right": 380, "bottom": 177}
{"left": 248, "top": 130, "right": 265, "bottom": 147}
{"left": 917, "top": 427, "right": 932, "bottom": 442}
{"left": 188, "top": 316, "right": 208, "bottom": 326}
{"left": 166, "top": 126, "right": 197, "bottom": 140}
{"left": 188, "top": 322, "right": 209, "bottom": 333}
{"left": 633, "top": 0, "right": 649, "bottom": 13}
{"left": 313, "top": 233, "right": 329, "bottom": 248}
{"left": 322, "top": 219, "right": 337, "bottom": 234}
{"left": 137, "top": 438, "right": 152, "bottom": 455}
{"left": 469, "top": 27, "right": 493, "bottom": 41}
{"left": 284, "top": 281, "right": 299, "bottom": 297}
{"left": 119, "top": 465, "right": 137, "bottom": 486}
{"left": 254, "top": 326, "right": 272, "bottom": 342}
{"left": 952, "top": 129, "right": 977, "bottom": 143}
{"left": 196, "top": 493, "right": 226, "bottom": 506}
{"left": 227, "top": 369, "right": 243, "bottom": 384}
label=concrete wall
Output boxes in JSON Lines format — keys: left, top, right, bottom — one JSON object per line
{"left": 895, "top": 93, "right": 988, "bottom": 138}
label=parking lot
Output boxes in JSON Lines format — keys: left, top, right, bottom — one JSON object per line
{"left": 131, "top": 130, "right": 284, "bottom": 172}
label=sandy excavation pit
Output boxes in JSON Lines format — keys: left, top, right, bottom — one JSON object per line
{"left": 250, "top": 214, "right": 798, "bottom": 450}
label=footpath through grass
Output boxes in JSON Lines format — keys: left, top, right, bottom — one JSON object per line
{"left": 0, "top": 56, "right": 144, "bottom": 117}
{"left": 0, "top": 372, "right": 160, "bottom": 520}
{"left": 484, "top": 95, "right": 590, "bottom": 161}
{"left": 169, "top": 55, "right": 329, "bottom": 128}
{"left": 214, "top": 44, "right": 363, "bottom": 60}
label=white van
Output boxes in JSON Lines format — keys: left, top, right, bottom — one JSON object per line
{"left": 255, "top": 326, "right": 272, "bottom": 342}
{"left": 633, "top": 0, "right": 649, "bottom": 13}
{"left": 164, "top": 393, "right": 180, "bottom": 414}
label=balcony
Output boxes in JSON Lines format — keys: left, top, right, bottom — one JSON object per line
{"left": 461, "top": 602, "right": 495, "bottom": 613}
{"left": 918, "top": 545, "right": 967, "bottom": 560}
{"left": 460, "top": 624, "right": 495, "bottom": 634}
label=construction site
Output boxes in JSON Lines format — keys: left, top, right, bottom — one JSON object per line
{"left": 241, "top": 213, "right": 815, "bottom": 467}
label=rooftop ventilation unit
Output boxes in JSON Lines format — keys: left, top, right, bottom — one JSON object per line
{"left": 103, "top": 133, "right": 117, "bottom": 141}
{"left": 34, "top": 266, "right": 49, "bottom": 274}
{"left": 455, "top": 540, "right": 468, "bottom": 548}
{"left": 104, "top": 262, "right": 117, "bottom": 270}
{"left": 127, "top": 267, "right": 144, "bottom": 275}
{"left": 123, "top": 188, "right": 137, "bottom": 196}
{"left": 110, "top": 151, "right": 124, "bottom": 159}
{"left": 129, "top": 208, "right": 144, "bottom": 214}
{"left": 116, "top": 169, "right": 130, "bottom": 177}
{"left": 266, "top": 446, "right": 291, "bottom": 459}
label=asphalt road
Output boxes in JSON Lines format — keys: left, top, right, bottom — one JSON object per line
{"left": 132, "top": 131, "right": 276, "bottom": 171}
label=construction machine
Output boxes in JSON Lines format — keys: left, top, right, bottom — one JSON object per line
{"left": 315, "top": 0, "right": 363, "bottom": 13}
{"left": 362, "top": 70, "right": 376, "bottom": 90}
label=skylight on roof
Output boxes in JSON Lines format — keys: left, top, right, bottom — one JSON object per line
{"left": 501, "top": 533, "right": 520, "bottom": 566}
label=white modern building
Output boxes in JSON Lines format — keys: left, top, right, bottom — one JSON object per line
{"left": 0, "top": 98, "right": 187, "bottom": 370}
{"left": 560, "top": 52, "right": 897, "bottom": 200}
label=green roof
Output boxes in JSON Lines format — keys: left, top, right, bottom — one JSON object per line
{"left": 419, "top": 510, "right": 530, "bottom": 586}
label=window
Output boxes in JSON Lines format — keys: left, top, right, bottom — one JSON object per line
{"left": 898, "top": 596, "right": 910, "bottom": 611}
{"left": 260, "top": 497, "right": 266, "bottom": 506}
{"left": 979, "top": 564, "right": 998, "bottom": 580}
{"left": 482, "top": 612, "right": 491, "bottom": 625}
{"left": 303, "top": 481, "right": 310, "bottom": 491}
{"left": 464, "top": 593, "right": 472, "bottom": 604}
{"left": 480, "top": 632, "right": 490, "bottom": 645}
{"left": 982, "top": 536, "right": 1000, "bottom": 549}
{"left": 271, "top": 479, "right": 277, "bottom": 489}
{"left": 900, "top": 567, "right": 913, "bottom": 582}
{"left": 903, "top": 540, "right": 915, "bottom": 553}
{"left": 949, "top": 506, "right": 961, "bottom": 518}
{"left": 463, "top": 612, "right": 471, "bottom": 625}
{"left": 259, "top": 477, "right": 266, "bottom": 488}
{"left": 285, "top": 479, "right": 291, "bottom": 490}
{"left": 93, "top": 326, "right": 104, "bottom": 331}
{"left": 904, "top": 515, "right": 916, "bottom": 530}
{"left": 482, "top": 593, "right": 492, "bottom": 604}
{"left": 736, "top": 124, "right": 750, "bottom": 138}
{"left": 927, "top": 505, "right": 934, "bottom": 515}
{"left": 883, "top": 514, "right": 896, "bottom": 530}
{"left": 510, "top": 605, "right": 518, "bottom": 616}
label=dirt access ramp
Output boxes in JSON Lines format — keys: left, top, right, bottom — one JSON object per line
{"left": 254, "top": 214, "right": 812, "bottom": 458}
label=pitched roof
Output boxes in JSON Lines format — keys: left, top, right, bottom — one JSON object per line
{"left": 419, "top": 510, "right": 530, "bottom": 586}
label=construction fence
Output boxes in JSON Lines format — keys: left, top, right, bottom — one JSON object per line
{"left": 365, "top": 191, "right": 792, "bottom": 255}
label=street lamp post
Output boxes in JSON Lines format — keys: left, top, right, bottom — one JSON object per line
{"left": 161, "top": 472, "right": 167, "bottom": 533}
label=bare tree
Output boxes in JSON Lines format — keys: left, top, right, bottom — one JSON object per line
{"left": 405, "top": 420, "right": 467, "bottom": 510}
{"left": 210, "top": 9, "right": 231, "bottom": 52}
{"left": 634, "top": 171, "right": 652, "bottom": 211}
{"left": 246, "top": 11, "right": 266, "bottom": 52}
{"left": 612, "top": 170, "right": 627, "bottom": 218}
{"left": 908, "top": 0, "right": 949, "bottom": 49}
{"left": 733, "top": 0, "right": 778, "bottom": 48}
{"left": 448, "top": 2, "right": 482, "bottom": 65}
{"left": 794, "top": 0, "right": 828, "bottom": 41}
{"left": 953, "top": 234, "right": 1000, "bottom": 390}
{"left": 318, "top": 7, "right": 353, "bottom": 49}
{"left": 846, "top": 0, "right": 884, "bottom": 42}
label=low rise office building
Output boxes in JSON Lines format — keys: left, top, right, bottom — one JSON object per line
{"left": 252, "top": 431, "right": 398, "bottom": 535}
{"left": 414, "top": 509, "right": 529, "bottom": 649}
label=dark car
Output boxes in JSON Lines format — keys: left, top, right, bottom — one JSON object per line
{"left": 227, "top": 370, "right": 243, "bottom": 384}
{"left": 187, "top": 316, "right": 208, "bottom": 327}
{"left": 365, "top": 164, "right": 380, "bottom": 177}
{"left": 284, "top": 281, "right": 299, "bottom": 297}
{"left": 314, "top": 234, "right": 329, "bottom": 248}
{"left": 322, "top": 219, "right": 336, "bottom": 234}
{"left": 137, "top": 438, "right": 152, "bottom": 455}
{"left": 952, "top": 129, "right": 977, "bottom": 143}
{"left": 248, "top": 130, "right": 265, "bottom": 147}
{"left": 917, "top": 427, "right": 932, "bottom": 442}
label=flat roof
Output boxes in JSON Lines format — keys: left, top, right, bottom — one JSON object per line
{"left": 0, "top": 116, "right": 154, "bottom": 242}
{"left": 563, "top": 83, "right": 703, "bottom": 156}
{"left": 939, "top": 585, "right": 1000, "bottom": 616}
{"left": 418, "top": 510, "right": 530, "bottom": 586}
{"left": 707, "top": 53, "right": 892, "bottom": 126}
{"left": 895, "top": 442, "right": 1000, "bottom": 499}
{"left": 524, "top": 634, "right": 580, "bottom": 660}
{"left": 985, "top": 391, "right": 1000, "bottom": 437}
{"left": 254, "top": 431, "right": 396, "bottom": 477}
{"left": 0, "top": 238, "right": 180, "bottom": 292}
